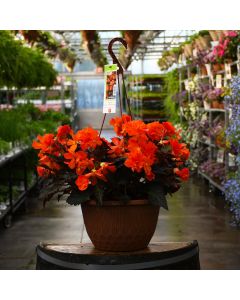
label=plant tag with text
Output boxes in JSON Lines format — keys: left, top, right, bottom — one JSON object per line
{"left": 193, "top": 49, "right": 198, "bottom": 58}
{"left": 103, "top": 64, "right": 118, "bottom": 113}
{"left": 184, "top": 80, "right": 189, "bottom": 91}
{"left": 205, "top": 64, "right": 212, "bottom": 77}
{"left": 225, "top": 63, "right": 232, "bottom": 80}
{"left": 217, "top": 149, "right": 224, "bottom": 163}
{"left": 216, "top": 74, "right": 222, "bottom": 88}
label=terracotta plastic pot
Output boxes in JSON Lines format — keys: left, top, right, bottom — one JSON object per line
{"left": 81, "top": 200, "right": 160, "bottom": 252}
{"left": 212, "top": 63, "right": 224, "bottom": 74}
{"left": 218, "top": 102, "right": 224, "bottom": 109}
{"left": 211, "top": 100, "right": 220, "bottom": 109}
{"left": 200, "top": 65, "right": 208, "bottom": 76}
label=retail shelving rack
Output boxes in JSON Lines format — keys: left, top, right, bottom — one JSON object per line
{"left": 0, "top": 148, "right": 39, "bottom": 228}
{"left": 126, "top": 74, "right": 167, "bottom": 122}
{"left": 178, "top": 61, "right": 239, "bottom": 193}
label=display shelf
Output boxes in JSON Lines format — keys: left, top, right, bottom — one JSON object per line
{"left": 197, "top": 107, "right": 226, "bottom": 113}
{"left": 198, "top": 170, "right": 224, "bottom": 193}
{"left": 0, "top": 147, "right": 27, "bottom": 168}
{"left": 177, "top": 55, "right": 238, "bottom": 194}
{"left": 0, "top": 148, "right": 38, "bottom": 228}
{"left": 0, "top": 206, "right": 11, "bottom": 221}
{"left": 199, "top": 140, "right": 226, "bottom": 149}
{"left": 127, "top": 74, "right": 166, "bottom": 122}
{"left": 204, "top": 108, "right": 226, "bottom": 113}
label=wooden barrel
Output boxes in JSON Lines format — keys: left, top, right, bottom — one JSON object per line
{"left": 36, "top": 241, "right": 200, "bottom": 270}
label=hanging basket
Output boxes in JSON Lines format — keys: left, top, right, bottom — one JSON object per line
{"left": 183, "top": 44, "right": 193, "bottom": 58}
{"left": 209, "top": 30, "right": 219, "bottom": 41}
{"left": 198, "top": 35, "right": 212, "bottom": 50}
{"left": 81, "top": 200, "right": 160, "bottom": 252}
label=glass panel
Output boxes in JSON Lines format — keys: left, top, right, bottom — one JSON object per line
{"left": 77, "top": 79, "right": 104, "bottom": 109}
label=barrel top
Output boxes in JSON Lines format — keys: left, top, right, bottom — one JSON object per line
{"left": 36, "top": 241, "right": 199, "bottom": 269}
{"left": 39, "top": 241, "right": 197, "bottom": 256}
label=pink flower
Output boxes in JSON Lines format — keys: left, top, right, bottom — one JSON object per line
{"left": 213, "top": 38, "right": 229, "bottom": 58}
{"left": 225, "top": 31, "right": 238, "bottom": 37}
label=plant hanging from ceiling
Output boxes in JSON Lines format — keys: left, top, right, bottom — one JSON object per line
{"left": 17, "top": 30, "right": 78, "bottom": 70}
{"left": 0, "top": 31, "right": 57, "bottom": 89}
{"left": 81, "top": 30, "right": 108, "bottom": 68}
{"left": 119, "top": 30, "right": 142, "bottom": 69}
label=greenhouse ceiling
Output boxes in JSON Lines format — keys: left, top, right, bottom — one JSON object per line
{"left": 50, "top": 30, "right": 196, "bottom": 68}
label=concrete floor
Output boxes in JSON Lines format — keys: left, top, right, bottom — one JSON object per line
{"left": 0, "top": 130, "right": 239, "bottom": 269}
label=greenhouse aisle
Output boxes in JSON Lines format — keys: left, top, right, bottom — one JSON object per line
{"left": 0, "top": 175, "right": 240, "bottom": 270}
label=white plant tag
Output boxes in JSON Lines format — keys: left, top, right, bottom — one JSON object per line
{"left": 103, "top": 64, "right": 118, "bottom": 113}
{"left": 225, "top": 63, "right": 232, "bottom": 80}
{"left": 217, "top": 149, "right": 224, "bottom": 163}
{"left": 184, "top": 79, "right": 189, "bottom": 91}
{"left": 205, "top": 64, "right": 212, "bottom": 77}
{"left": 216, "top": 74, "right": 222, "bottom": 88}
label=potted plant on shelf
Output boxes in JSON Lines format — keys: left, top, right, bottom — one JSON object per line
{"left": 205, "top": 88, "right": 224, "bottom": 109}
{"left": 32, "top": 115, "right": 190, "bottom": 252}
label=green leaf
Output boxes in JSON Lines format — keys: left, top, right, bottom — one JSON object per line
{"left": 147, "top": 183, "right": 168, "bottom": 210}
{"left": 94, "top": 185, "right": 104, "bottom": 206}
{"left": 67, "top": 189, "right": 90, "bottom": 206}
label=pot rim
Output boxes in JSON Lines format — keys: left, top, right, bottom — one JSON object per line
{"left": 83, "top": 199, "right": 152, "bottom": 206}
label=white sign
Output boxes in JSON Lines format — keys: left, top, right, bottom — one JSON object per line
{"left": 216, "top": 75, "right": 222, "bottom": 88}
{"left": 217, "top": 149, "right": 224, "bottom": 163}
{"left": 103, "top": 64, "right": 118, "bottom": 114}
{"left": 225, "top": 63, "right": 232, "bottom": 80}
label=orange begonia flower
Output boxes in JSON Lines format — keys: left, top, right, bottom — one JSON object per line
{"left": 170, "top": 139, "right": 190, "bottom": 161}
{"left": 39, "top": 155, "right": 61, "bottom": 171}
{"left": 109, "top": 114, "right": 131, "bottom": 136}
{"left": 122, "top": 120, "right": 146, "bottom": 136}
{"left": 32, "top": 134, "right": 55, "bottom": 153}
{"left": 37, "top": 166, "right": 53, "bottom": 177}
{"left": 146, "top": 122, "right": 166, "bottom": 141}
{"left": 124, "top": 148, "right": 155, "bottom": 181}
{"left": 127, "top": 135, "right": 157, "bottom": 158}
{"left": 174, "top": 168, "right": 190, "bottom": 181}
{"left": 162, "top": 122, "right": 180, "bottom": 138}
{"left": 108, "top": 137, "right": 125, "bottom": 157}
{"left": 86, "top": 162, "right": 117, "bottom": 184}
{"left": 75, "top": 127, "right": 102, "bottom": 150}
{"left": 57, "top": 125, "right": 73, "bottom": 144}
{"left": 76, "top": 159, "right": 94, "bottom": 176}
{"left": 75, "top": 175, "right": 90, "bottom": 191}
{"left": 64, "top": 151, "right": 88, "bottom": 169}
{"left": 124, "top": 135, "right": 157, "bottom": 181}
{"left": 67, "top": 136, "right": 78, "bottom": 153}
